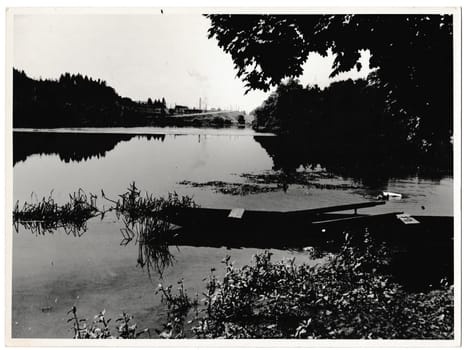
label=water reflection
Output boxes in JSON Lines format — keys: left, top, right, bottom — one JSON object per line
{"left": 13, "top": 132, "right": 165, "bottom": 165}
{"left": 14, "top": 131, "right": 452, "bottom": 186}
{"left": 254, "top": 135, "right": 452, "bottom": 188}
{"left": 14, "top": 211, "right": 177, "bottom": 278}
{"left": 13, "top": 220, "right": 89, "bottom": 237}
{"left": 14, "top": 130, "right": 453, "bottom": 194}
{"left": 12, "top": 130, "right": 454, "bottom": 278}
{"left": 119, "top": 219, "right": 175, "bottom": 279}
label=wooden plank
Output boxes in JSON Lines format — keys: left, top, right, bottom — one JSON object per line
{"left": 311, "top": 212, "right": 403, "bottom": 226}
{"left": 228, "top": 208, "right": 245, "bottom": 219}
{"left": 286, "top": 201, "right": 386, "bottom": 216}
{"left": 396, "top": 214, "right": 420, "bottom": 224}
{"left": 168, "top": 201, "right": 385, "bottom": 220}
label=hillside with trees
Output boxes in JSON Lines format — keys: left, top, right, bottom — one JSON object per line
{"left": 14, "top": 69, "right": 134, "bottom": 127}
{"left": 13, "top": 69, "right": 241, "bottom": 128}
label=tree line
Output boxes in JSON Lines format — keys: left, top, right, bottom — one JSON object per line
{"left": 13, "top": 69, "right": 168, "bottom": 127}
{"left": 146, "top": 98, "right": 166, "bottom": 107}
{"left": 252, "top": 78, "right": 452, "bottom": 179}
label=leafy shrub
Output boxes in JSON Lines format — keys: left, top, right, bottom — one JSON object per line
{"left": 161, "top": 233, "right": 454, "bottom": 339}
{"left": 67, "top": 306, "right": 150, "bottom": 339}
{"left": 155, "top": 280, "right": 199, "bottom": 338}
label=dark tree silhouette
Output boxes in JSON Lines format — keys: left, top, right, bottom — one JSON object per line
{"left": 206, "top": 14, "right": 453, "bottom": 154}
{"left": 251, "top": 77, "right": 452, "bottom": 177}
{"left": 13, "top": 69, "right": 127, "bottom": 127}
{"left": 13, "top": 69, "right": 174, "bottom": 127}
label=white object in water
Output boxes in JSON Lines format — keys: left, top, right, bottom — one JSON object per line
{"left": 228, "top": 208, "right": 245, "bottom": 219}
{"left": 383, "top": 191, "right": 403, "bottom": 199}
{"left": 396, "top": 213, "right": 420, "bottom": 224}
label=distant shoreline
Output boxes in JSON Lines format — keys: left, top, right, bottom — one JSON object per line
{"left": 13, "top": 69, "right": 253, "bottom": 130}
{"left": 12, "top": 127, "right": 276, "bottom": 137}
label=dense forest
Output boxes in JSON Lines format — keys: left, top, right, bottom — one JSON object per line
{"left": 251, "top": 78, "right": 452, "bottom": 179}
{"left": 13, "top": 69, "right": 169, "bottom": 128}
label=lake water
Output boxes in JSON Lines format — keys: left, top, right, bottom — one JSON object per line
{"left": 11, "top": 128, "right": 453, "bottom": 338}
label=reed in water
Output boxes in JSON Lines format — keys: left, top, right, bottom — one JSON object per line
{"left": 104, "top": 182, "right": 197, "bottom": 277}
{"left": 14, "top": 183, "right": 198, "bottom": 277}
{"left": 13, "top": 189, "right": 100, "bottom": 236}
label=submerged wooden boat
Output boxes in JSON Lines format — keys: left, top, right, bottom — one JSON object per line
{"left": 166, "top": 201, "right": 386, "bottom": 231}
{"left": 164, "top": 201, "right": 453, "bottom": 249}
{"left": 162, "top": 201, "right": 453, "bottom": 290}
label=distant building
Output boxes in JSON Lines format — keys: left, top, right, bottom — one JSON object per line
{"left": 136, "top": 100, "right": 168, "bottom": 116}
{"left": 186, "top": 108, "right": 203, "bottom": 114}
{"left": 174, "top": 105, "right": 189, "bottom": 114}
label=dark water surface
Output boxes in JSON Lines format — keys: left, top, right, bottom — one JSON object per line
{"left": 12, "top": 128, "right": 453, "bottom": 338}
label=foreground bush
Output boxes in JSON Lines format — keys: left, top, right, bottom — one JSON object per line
{"left": 69, "top": 233, "right": 454, "bottom": 339}
{"left": 159, "top": 233, "right": 454, "bottom": 339}
{"left": 67, "top": 306, "right": 150, "bottom": 339}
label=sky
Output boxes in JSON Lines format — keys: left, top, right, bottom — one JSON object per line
{"left": 13, "top": 13, "right": 373, "bottom": 112}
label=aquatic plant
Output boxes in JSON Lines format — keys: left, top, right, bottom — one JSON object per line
{"left": 104, "top": 182, "right": 197, "bottom": 225}
{"left": 178, "top": 180, "right": 280, "bottom": 195}
{"left": 14, "top": 183, "right": 197, "bottom": 276}
{"left": 240, "top": 170, "right": 362, "bottom": 190}
{"left": 13, "top": 190, "right": 100, "bottom": 236}
{"left": 240, "top": 169, "right": 335, "bottom": 184}
{"left": 107, "top": 182, "right": 197, "bottom": 276}
{"left": 178, "top": 170, "right": 362, "bottom": 196}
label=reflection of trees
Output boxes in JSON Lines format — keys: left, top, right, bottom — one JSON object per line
{"left": 254, "top": 135, "right": 450, "bottom": 187}
{"left": 13, "top": 132, "right": 165, "bottom": 165}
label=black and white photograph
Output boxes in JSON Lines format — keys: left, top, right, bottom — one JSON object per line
{"left": 5, "top": 6, "right": 460, "bottom": 345}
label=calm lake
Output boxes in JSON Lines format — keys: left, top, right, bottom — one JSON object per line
{"left": 12, "top": 128, "right": 453, "bottom": 338}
